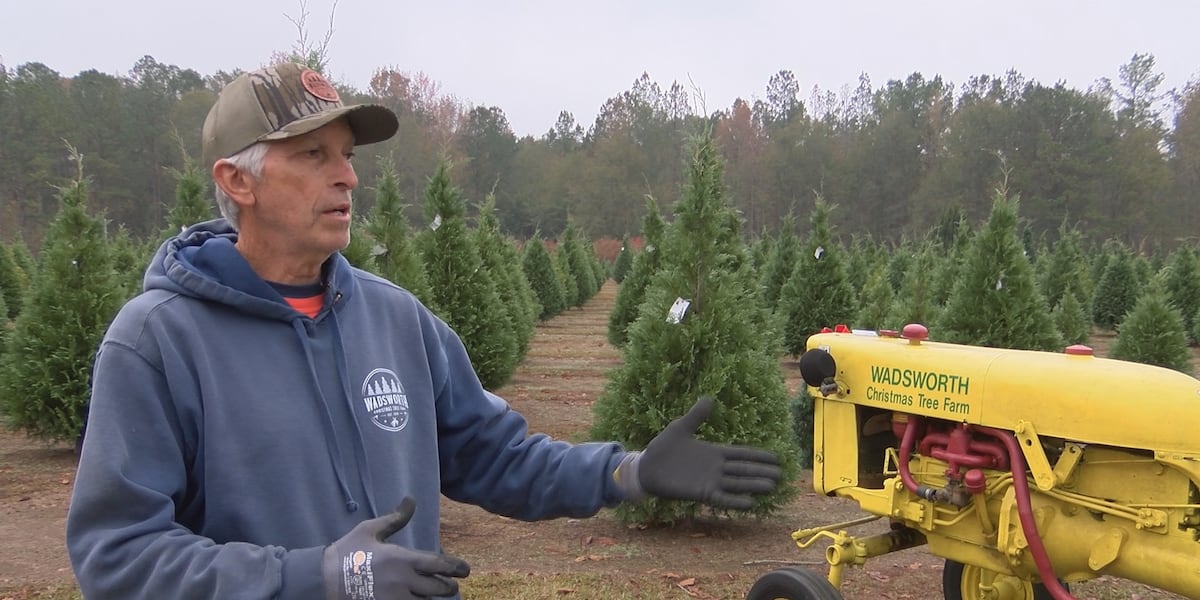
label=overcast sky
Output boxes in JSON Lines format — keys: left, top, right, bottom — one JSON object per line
{"left": 4, "top": 0, "right": 1198, "bottom": 136}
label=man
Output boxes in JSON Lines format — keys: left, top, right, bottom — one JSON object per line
{"left": 66, "top": 62, "right": 781, "bottom": 599}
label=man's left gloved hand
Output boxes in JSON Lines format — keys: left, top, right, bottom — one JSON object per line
{"left": 614, "top": 396, "right": 782, "bottom": 509}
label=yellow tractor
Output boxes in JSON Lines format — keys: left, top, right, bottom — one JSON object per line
{"left": 748, "top": 324, "right": 1200, "bottom": 600}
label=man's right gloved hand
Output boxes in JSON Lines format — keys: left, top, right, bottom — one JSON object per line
{"left": 323, "top": 496, "right": 471, "bottom": 599}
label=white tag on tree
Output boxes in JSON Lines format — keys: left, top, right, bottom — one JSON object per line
{"left": 430, "top": 214, "right": 443, "bottom": 231}
{"left": 666, "top": 297, "right": 691, "bottom": 324}
{"left": 814, "top": 246, "right": 824, "bottom": 260}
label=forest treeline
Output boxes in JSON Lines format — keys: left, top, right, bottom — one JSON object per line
{"left": 1, "top": 53, "right": 1198, "bottom": 251}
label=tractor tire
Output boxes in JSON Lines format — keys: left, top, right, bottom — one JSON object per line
{"left": 745, "top": 566, "right": 842, "bottom": 600}
{"left": 942, "top": 559, "right": 1065, "bottom": 600}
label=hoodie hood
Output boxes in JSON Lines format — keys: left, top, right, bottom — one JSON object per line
{"left": 146, "top": 218, "right": 355, "bottom": 322}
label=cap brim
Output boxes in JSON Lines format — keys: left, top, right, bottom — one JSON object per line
{"left": 260, "top": 104, "right": 399, "bottom": 147}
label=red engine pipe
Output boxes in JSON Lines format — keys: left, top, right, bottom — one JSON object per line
{"left": 896, "top": 417, "right": 1078, "bottom": 600}
{"left": 975, "top": 425, "right": 1077, "bottom": 600}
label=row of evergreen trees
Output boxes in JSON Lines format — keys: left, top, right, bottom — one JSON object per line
{"left": 0, "top": 146, "right": 607, "bottom": 443}
{"left": 611, "top": 182, "right": 1200, "bottom": 377}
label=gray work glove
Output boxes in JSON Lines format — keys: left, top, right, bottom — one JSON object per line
{"left": 614, "top": 396, "right": 782, "bottom": 510}
{"left": 323, "top": 496, "right": 470, "bottom": 600}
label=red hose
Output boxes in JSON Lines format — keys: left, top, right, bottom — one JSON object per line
{"left": 975, "top": 425, "right": 1077, "bottom": 600}
{"left": 896, "top": 417, "right": 1077, "bottom": 600}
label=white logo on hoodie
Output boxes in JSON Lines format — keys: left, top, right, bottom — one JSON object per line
{"left": 361, "top": 368, "right": 409, "bottom": 432}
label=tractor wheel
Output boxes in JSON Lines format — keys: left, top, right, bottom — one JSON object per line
{"left": 942, "top": 559, "right": 1065, "bottom": 600}
{"left": 745, "top": 567, "right": 842, "bottom": 600}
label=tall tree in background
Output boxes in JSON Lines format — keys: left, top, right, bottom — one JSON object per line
{"left": 591, "top": 133, "right": 798, "bottom": 524}
{"left": 163, "top": 159, "right": 214, "bottom": 240}
{"left": 0, "top": 243, "right": 24, "bottom": 321}
{"left": 936, "top": 192, "right": 1061, "bottom": 351}
{"left": 758, "top": 209, "right": 800, "bottom": 312}
{"left": 474, "top": 194, "right": 537, "bottom": 356}
{"left": 776, "top": 197, "right": 857, "bottom": 356}
{"left": 885, "top": 240, "right": 941, "bottom": 330}
{"left": 611, "top": 235, "right": 633, "bottom": 283}
{"left": 366, "top": 160, "right": 434, "bottom": 307}
{"left": 0, "top": 147, "right": 123, "bottom": 442}
{"left": 1092, "top": 242, "right": 1140, "bottom": 331}
{"left": 1161, "top": 243, "right": 1200, "bottom": 343}
{"left": 607, "top": 198, "right": 666, "bottom": 347}
{"left": 559, "top": 219, "right": 597, "bottom": 307}
{"left": 522, "top": 231, "right": 565, "bottom": 320}
{"left": 419, "top": 158, "right": 518, "bottom": 389}
{"left": 1110, "top": 277, "right": 1193, "bottom": 374}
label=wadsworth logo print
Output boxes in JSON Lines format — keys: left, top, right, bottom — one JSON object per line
{"left": 361, "top": 368, "right": 409, "bottom": 432}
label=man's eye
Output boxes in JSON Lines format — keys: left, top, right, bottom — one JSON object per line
{"left": 345, "top": 152, "right": 356, "bottom": 160}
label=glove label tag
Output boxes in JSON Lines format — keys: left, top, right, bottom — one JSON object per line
{"left": 342, "top": 550, "right": 376, "bottom": 600}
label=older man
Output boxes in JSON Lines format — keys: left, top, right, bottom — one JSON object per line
{"left": 66, "top": 62, "right": 781, "bottom": 599}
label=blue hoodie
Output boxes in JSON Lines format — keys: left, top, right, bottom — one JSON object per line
{"left": 66, "top": 219, "right": 630, "bottom": 599}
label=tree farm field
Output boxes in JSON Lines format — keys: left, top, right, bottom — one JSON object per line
{"left": 1, "top": 282, "right": 1196, "bottom": 599}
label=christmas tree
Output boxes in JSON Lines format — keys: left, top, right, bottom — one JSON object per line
{"left": 591, "top": 133, "right": 798, "bottom": 524}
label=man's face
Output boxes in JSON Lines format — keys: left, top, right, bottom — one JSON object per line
{"left": 243, "top": 119, "right": 358, "bottom": 265}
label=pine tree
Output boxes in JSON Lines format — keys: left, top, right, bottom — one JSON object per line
{"left": 1110, "top": 278, "right": 1193, "bottom": 374}
{"left": 611, "top": 235, "right": 634, "bottom": 283}
{"left": 341, "top": 216, "right": 377, "bottom": 271}
{"left": 856, "top": 262, "right": 894, "bottom": 331}
{"left": 0, "top": 242, "right": 24, "bottom": 321}
{"left": 930, "top": 218, "right": 973, "bottom": 307}
{"left": 0, "top": 147, "right": 124, "bottom": 442}
{"left": 418, "top": 158, "right": 518, "bottom": 389}
{"left": 758, "top": 210, "right": 800, "bottom": 312}
{"left": 1051, "top": 291, "right": 1091, "bottom": 345}
{"left": 1092, "top": 244, "right": 1140, "bottom": 331}
{"left": 560, "top": 219, "right": 597, "bottom": 307}
{"left": 1161, "top": 244, "right": 1200, "bottom": 343}
{"left": 475, "top": 195, "right": 538, "bottom": 356}
{"left": 607, "top": 198, "right": 667, "bottom": 347}
{"left": 591, "top": 133, "right": 798, "bottom": 524}
{"left": 1038, "top": 225, "right": 1090, "bottom": 310}
{"left": 522, "top": 231, "right": 565, "bottom": 320}
{"left": 366, "top": 161, "right": 434, "bottom": 307}
{"left": 886, "top": 241, "right": 941, "bottom": 330}
{"left": 163, "top": 160, "right": 214, "bottom": 241}
{"left": 553, "top": 244, "right": 578, "bottom": 309}
{"left": 936, "top": 193, "right": 1061, "bottom": 351}
{"left": 777, "top": 196, "right": 858, "bottom": 356}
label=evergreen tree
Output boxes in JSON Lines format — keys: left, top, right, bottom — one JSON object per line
{"left": 1051, "top": 291, "right": 1091, "bottom": 345}
{"left": 553, "top": 244, "right": 578, "bottom": 309}
{"left": 886, "top": 241, "right": 941, "bottom": 330}
{"left": 856, "top": 262, "right": 894, "bottom": 331}
{"left": 885, "top": 238, "right": 915, "bottom": 293}
{"left": 591, "top": 133, "right": 798, "bottom": 524}
{"left": 936, "top": 193, "right": 1061, "bottom": 351}
{"left": 475, "top": 194, "right": 538, "bottom": 356}
{"left": 758, "top": 210, "right": 800, "bottom": 312}
{"left": 8, "top": 238, "right": 35, "bottom": 284}
{"left": 1193, "top": 306, "right": 1200, "bottom": 349}
{"left": 418, "top": 158, "right": 518, "bottom": 389}
{"left": 367, "top": 161, "right": 434, "bottom": 307}
{"left": 522, "top": 231, "right": 565, "bottom": 320}
{"left": 1091, "top": 244, "right": 1140, "bottom": 331}
{"left": 560, "top": 219, "right": 597, "bottom": 307}
{"left": 611, "top": 235, "right": 634, "bottom": 283}
{"left": 749, "top": 229, "right": 773, "bottom": 272}
{"left": 777, "top": 196, "right": 857, "bottom": 356}
{"left": 1038, "top": 225, "right": 1090, "bottom": 309}
{"left": 341, "top": 216, "right": 377, "bottom": 271}
{"left": 163, "top": 160, "right": 214, "bottom": 241}
{"left": 0, "top": 242, "right": 23, "bottom": 321}
{"left": 1161, "top": 243, "right": 1200, "bottom": 343}
{"left": 930, "top": 218, "right": 973, "bottom": 307}
{"left": 1110, "top": 278, "right": 1193, "bottom": 374}
{"left": 109, "top": 225, "right": 147, "bottom": 302}
{"left": 607, "top": 198, "right": 667, "bottom": 347}
{"left": 0, "top": 149, "right": 123, "bottom": 442}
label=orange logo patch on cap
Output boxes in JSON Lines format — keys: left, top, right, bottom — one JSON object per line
{"left": 300, "top": 69, "right": 340, "bottom": 102}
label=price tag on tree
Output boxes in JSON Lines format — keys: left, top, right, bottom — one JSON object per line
{"left": 666, "top": 297, "right": 691, "bottom": 324}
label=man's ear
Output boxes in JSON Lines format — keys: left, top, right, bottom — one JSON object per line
{"left": 212, "top": 160, "right": 256, "bottom": 208}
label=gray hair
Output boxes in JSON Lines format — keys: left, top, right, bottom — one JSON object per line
{"left": 213, "top": 142, "right": 270, "bottom": 231}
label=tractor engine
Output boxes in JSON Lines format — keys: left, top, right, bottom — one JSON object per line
{"left": 749, "top": 324, "right": 1200, "bottom": 600}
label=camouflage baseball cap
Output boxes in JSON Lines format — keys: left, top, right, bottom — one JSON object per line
{"left": 201, "top": 62, "right": 398, "bottom": 168}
